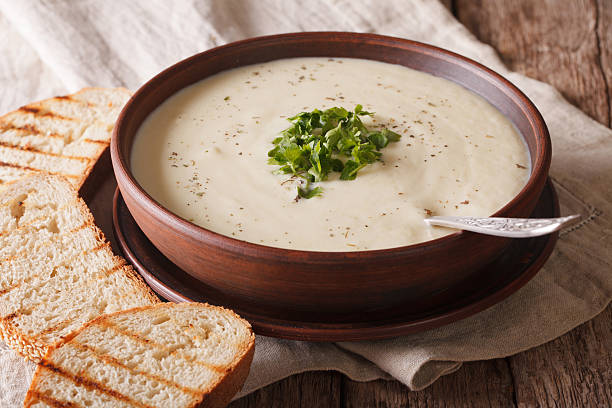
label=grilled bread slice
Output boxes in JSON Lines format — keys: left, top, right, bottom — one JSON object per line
{"left": 23, "top": 302, "right": 255, "bottom": 408}
{"left": 0, "top": 87, "right": 131, "bottom": 189}
{"left": 0, "top": 174, "right": 159, "bottom": 362}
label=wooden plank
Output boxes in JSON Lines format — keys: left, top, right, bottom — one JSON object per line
{"left": 454, "top": 1, "right": 612, "bottom": 406}
{"left": 596, "top": 0, "right": 612, "bottom": 126}
{"left": 341, "top": 360, "right": 515, "bottom": 407}
{"left": 229, "top": 371, "right": 342, "bottom": 408}
{"left": 508, "top": 306, "right": 612, "bottom": 407}
{"left": 455, "top": 0, "right": 610, "bottom": 126}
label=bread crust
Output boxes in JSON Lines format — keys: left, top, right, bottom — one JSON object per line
{"left": 0, "top": 87, "right": 131, "bottom": 189}
{"left": 0, "top": 318, "right": 48, "bottom": 362}
{"left": 23, "top": 302, "right": 255, "bottom": 408}
{"left": 0, "top": 174, "right": 159, "bottom": 363}
{"left": 197, "top": 335, "right": 255, "bottom": 408}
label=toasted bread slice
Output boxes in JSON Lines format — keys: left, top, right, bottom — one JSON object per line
{"left": 23, "top": 302, "right": 255, "bottom": 408}
{"left": 0, "top": 87, "right": 131, "bottom": 189}
{"left": 0, "top": 174, "right": 159, "bottom": 362}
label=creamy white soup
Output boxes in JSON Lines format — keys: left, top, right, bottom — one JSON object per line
{"left": 132, "top": 57, "right": 530, "bottom": 251}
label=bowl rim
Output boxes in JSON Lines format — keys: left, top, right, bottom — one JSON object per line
{"left": 111, "top": 31, "right": 551, "bottom": 261}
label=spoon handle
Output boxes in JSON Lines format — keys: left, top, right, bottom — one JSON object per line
{"left": 424, "top": 214, "right": 581, "bottom": 238}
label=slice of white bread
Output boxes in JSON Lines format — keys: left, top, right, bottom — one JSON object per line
{"left": 0, "top": 174, "right": 159, "bottom": 362}
{"left": 23, "top": 302, "right": 255, "bottom": 408}
{"left": 0, "top": 87, "right": 131, "bottom": 189}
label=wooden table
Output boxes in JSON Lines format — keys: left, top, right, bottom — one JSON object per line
{"left": 229, "top": 1, "right": 612, "bottom": 406}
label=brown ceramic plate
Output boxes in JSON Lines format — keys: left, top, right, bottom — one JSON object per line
{"left": 111, "top": 32, "right": 552, "bottom": 317}
{"left": 113, "top": 178, "right": 559, "bottom": 341}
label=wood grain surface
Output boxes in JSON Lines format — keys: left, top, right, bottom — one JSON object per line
{"left": 227, "top": 1, "right": 612, "bottom": 406}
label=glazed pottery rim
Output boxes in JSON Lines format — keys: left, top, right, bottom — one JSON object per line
{"left": 111, "top": 31, "right": 551, "bottom": 260}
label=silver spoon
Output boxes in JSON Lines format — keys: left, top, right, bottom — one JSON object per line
{"left": 424, "top": 214, "right": 581, "bottom": 238}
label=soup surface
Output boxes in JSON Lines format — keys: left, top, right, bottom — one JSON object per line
{"left": 132, "top": 57, "right": 530, "bottom": 251}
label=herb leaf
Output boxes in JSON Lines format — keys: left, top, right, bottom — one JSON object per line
{"left": 339, "top": 160, "right": 363, "bottom": 180}
{"left": 297, "top": 185, "right": 323, "bottom": 199}
{"left": 382, "top": 128, "right": 402, "bottom": 142}
{"left": 268, "top": 105, "right": 401, "bottom": 198}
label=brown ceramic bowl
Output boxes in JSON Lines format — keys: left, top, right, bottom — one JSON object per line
{"left": 111, "top": 32, "right": 551, "bottom": 316}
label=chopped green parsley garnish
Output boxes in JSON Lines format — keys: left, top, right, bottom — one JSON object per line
{"left": 267, "top": 105, "right": 401, "bottom": 198}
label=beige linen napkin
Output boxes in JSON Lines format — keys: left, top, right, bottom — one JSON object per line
{"left": 1, "top": 1, "right": 610, "bottom": 406}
